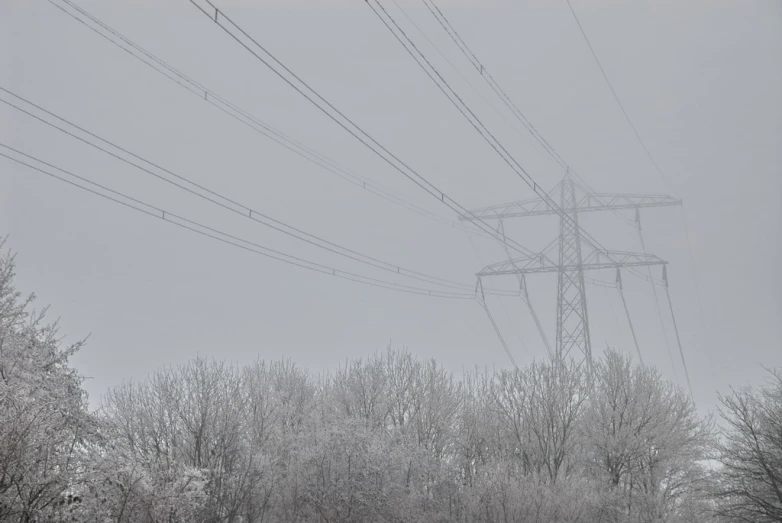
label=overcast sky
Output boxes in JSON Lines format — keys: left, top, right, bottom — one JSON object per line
{"left": 2, "top": 0, "right": 780, "bottom": 412}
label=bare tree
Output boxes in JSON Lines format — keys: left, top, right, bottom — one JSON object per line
{"left": 712, "top": 368, "right": 782, "bottom": 522}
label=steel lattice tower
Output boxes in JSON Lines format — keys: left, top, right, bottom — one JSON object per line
{"left": 556, "top": 175, "right": 592, "bottom": 362}
{"left": 462, "top": 173, "right": 682, "bottom": 366}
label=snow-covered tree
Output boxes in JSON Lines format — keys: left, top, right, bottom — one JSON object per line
{"left": 0, "top": 242, "right": 95, "bottom": 522}
{"left": 712, "top": 368, "right": 782, "bottom": 522}
{"left": 1, "top": 240, "right": 752, "bottom": 522}
{"left": 488, "top": 356, "right": 588, "bottom": 482}
{"left": 330, "top": 353, "right": 389, "bottom": 432}
{"left": 583, "top": 349, "right": 712, "bottom": 522}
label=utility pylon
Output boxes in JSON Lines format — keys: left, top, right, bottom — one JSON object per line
{"left": 462, "top": 173, "right": 682, "bottom": 366}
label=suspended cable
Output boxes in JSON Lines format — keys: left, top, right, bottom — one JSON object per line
{"left": 46, "top": 0, "right": 489, "bottom": 239}
{"left": 420, "top": 0, "right": 570, "bottom": 173}
{"left": 563, "top": 0, "right": 672, "bottom": 190}
{"left": 463, "top": 225, "right": 529, "bottom": 356}
{"left": 368, "top": 0, "right": 549, "bottom": 197}
{"left": 680, "top": 205, "right": 707, "bottom": 330}
{"left": 388, "top": 2, "right": 662, "bottom": 289}
{"left": 388, "top": 0, "right": 556, "bottom": 165}
{"left": 498, "top": 296, "right": 530, "bottom": 357}
{"left": 0, "top": 145, "right": 478, "bottom": 300}
{"left": 496, "top": 219, "right": 552, "bottom": 353}
{"left": 520, "top": 274, "right": 553, "bottom": 356}
{"left": 1, "top": 89, "right": 505, "bottom": 296}
{"left": 366, "top": 0, "right": 659, "bottom": 284}
{"left": 662, "top": 266, "right": 695, "bottom": 400}
{"left": 477, "top": 279, "right": 518, "bottom": 368}
{"left": 417, "top": 1, "right": 669, "bottom": 293}
{"left": 636, "top": 212, "right": 679, "bottom": 379}
{"left": 615, "top": 269, "right": 643, "bottom": 365}
{"left": 418, "top": 0, "right": 637, "bottom": 230}
{"left": 186, "top": 0, "right": 539, "bottom": 260}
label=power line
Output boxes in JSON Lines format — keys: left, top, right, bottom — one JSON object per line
{"left": 417, "top": 0, "right": 638, "bottom": 231}
{"left": 421, "top": 0, "right": 566, "bottom": 169}
{"left": 3, "top": 143, "right": 521, "bottom": 368}
{"left": 561, "top": 3, "right": 709, "bottom": 330}
{"left": 615, "top": 269, "right": 643, "bottom": 365}
{"left": 563, "top": 0, "right": 672, "bottom": 190}
{"left": 662, "top": 266, "right": 695, "bottom": 400}
{"left": 494, "top": 219, "right": 551, "bottom": 354}
{"left": 463, "top": 226, "right": 530, "bottom": 357}
{"left": 0, "top": 144, "right": 479, "bottom": 300}
{"left": 388, "top": 0, "right": 557, "bottom": 167}
{"left": 0, "top": 87, "right": 520, "bottom": 296}
{"left": 46, "top": 0, "right": 488, "bottom": 239}
{"left": 185, "top": 0, "right": 540, "bottom": 260}
{"left": 636, "top": 223, "right": 679, "bottom": 380}
{"left": 414, "top": 0, "right": 641, "bottom": 235}
{"left": 368, "top": 0, "right": 546, "bottom": 197}
{"left": 477, "top": 280, "right": 518, "bottom": 368}
{"left": 376, "top": 0, "right": 664, "bottom": 290}
{"left": 406, "top": 0, "right": 690, "bottom": 371}
{"left": 563, "top": 0, "right": 704, "bottom": 377}
{"left": 366, "top": 0, "right": 660, "bottom": 286}
{"left": 680, "top": 206, "right": 707, "bottom": 330}
{"left": 559, "top": 2, "right": 707, "bottom": 324}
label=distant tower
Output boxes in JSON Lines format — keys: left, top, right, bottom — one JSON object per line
{"left": 462, "top": 173, "right": 682, "bottom": 366}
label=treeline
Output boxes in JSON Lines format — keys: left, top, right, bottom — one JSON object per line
{"left": 1, "top": 246, "right": 781, "bottom": 523}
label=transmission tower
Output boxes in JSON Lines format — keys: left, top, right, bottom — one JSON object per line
{"left": 463, "top": 173, "right": 682, "bottom": 366}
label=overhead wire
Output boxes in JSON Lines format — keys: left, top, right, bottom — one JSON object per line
{"left": 496, "top": 219, "right": 551, "bottom": 353}
{"left": 463, "top": 225, "right": 530, "bottom": 358}
{"left": 662, "top": 266, "right": 695, "bottom": 400}
{"left": 0, "top": 144, "right": 478, "bottom": 300}
{"left": 417, "top": 0, "right": 673, "bottom": 307}
{"left": 30, "top": 0, "right": 689, "bottom": 371}
{"left": 680, "top": 206, "right": 707, "bottom": 330}
{"left": 185, "top": 0, "right": 543, "bottom": 262}
{"left": 368, "top": 0, "right": 553, "bottom": 199}
{"left": 421, "top": 0, "right": 568, "bottom": 172}
{"left": 497, "top": 297, "right": 530, "bottom": 357}
{"left": 477, "top": 279, "right": 518, "bottom": 368}
{"left": 563, "top": 1, "right": 707, "bottom": 371}
{"left": 398, "top": 0, "right": 681, "bottom": 366}
{"left": 367, "top": 0, "right": 662, "bottom": 286}
{"left": 563, "top": 0, "right": 672, "bottom": 191}
{"left": 416, "top": 6, "right": 689, "bottom": 376}
{"left": 636, "top": 214, "right": 679, "bottom": 379}
{"left": 46, "top": 0, "right": 488, "bottom": 239}
{"left": 615, "top": 269, "right": 643, "bottom": 365}
{"left": 0, "top": 87, "right": 519, "bottom": 296}
{"left": 388, "top": 0, "right": 557, "bottom": 167}
{"left": 418, "top": 0, "right": 638, "bottom": 231}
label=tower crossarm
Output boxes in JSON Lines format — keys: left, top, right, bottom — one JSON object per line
{"left": 459, "top": 196, "right": 551, "bottom": 221}
{"left": 477, "top": 249, "right": 666, "bottom": 277}
{"left": 460, "top": 193, "right": 681, "bottom": 221}
{"left": 581, "top": 193, "right": 682, "bottom": 213}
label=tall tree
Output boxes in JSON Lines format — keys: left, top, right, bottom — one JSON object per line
{"left": 584, "top": 349, "right": 712, "bottom": 522}
{"left": 0, "top": 242, "right": 94, "bottom": 521}
{"left": 713, "top": 369, "right": 782, "bottom": 522}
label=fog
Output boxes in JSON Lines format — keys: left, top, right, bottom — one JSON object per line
{"left": 2, "top": 0, "right": 780, "bottom": 415}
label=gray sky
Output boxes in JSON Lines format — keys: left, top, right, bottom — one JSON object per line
{"left": 2, "top": 0, "right": 780, "bottom": 412}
